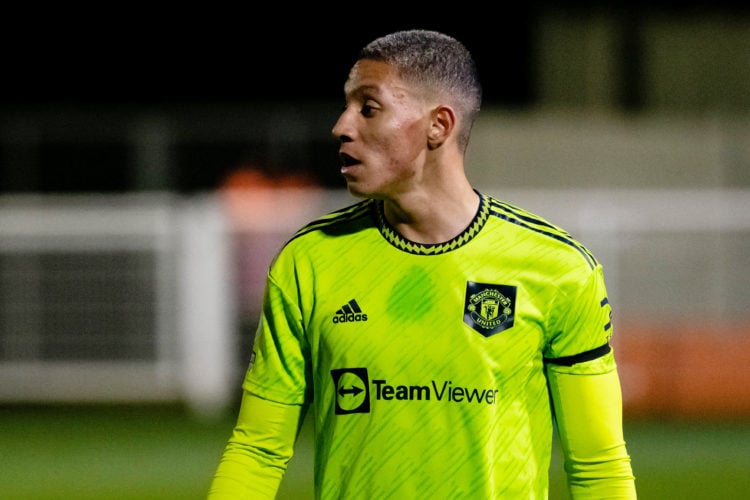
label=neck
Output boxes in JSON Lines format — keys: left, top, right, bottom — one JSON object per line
{"left": 383, "top": 181, "right": 480, "bottom": 244}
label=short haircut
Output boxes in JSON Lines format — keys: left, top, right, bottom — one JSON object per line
{"left": 359, "top": 29, "right": 483, "bottom": 151}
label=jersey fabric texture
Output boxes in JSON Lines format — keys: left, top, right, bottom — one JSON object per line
{"left": 246, "top": 192, "right": 618, "bottom": 499}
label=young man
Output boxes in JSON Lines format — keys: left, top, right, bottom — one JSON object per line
{"left": 209, "top": 30, "right": 636, "bottom": 499}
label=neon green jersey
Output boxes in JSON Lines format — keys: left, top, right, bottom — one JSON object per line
{"left": 245, "top": 192, "right": 616, "bottom": 499}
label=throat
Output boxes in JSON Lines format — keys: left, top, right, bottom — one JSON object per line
{"left": 381, "top": 192, "right": 481, "bottom": 245}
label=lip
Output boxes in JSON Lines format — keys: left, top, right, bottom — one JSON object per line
{"left": 339, "top": 151, "right": 359, "bottom": 165}
{"left": 339, "top": 152, "right": 361, "bottom": 175}
{"left": 340, "top": 164, "right": 359, "bottom": 178}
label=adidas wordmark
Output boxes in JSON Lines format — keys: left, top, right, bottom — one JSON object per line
{"left": 333, "top": 299, "right": 368, "bottom": 323}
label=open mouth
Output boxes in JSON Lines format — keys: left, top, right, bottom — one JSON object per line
{"left": 339, "top": 153, "right": 360, "bottom": 167}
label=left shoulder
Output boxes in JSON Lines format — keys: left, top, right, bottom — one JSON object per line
{"left": 483, "top": 193, "right": 599, "bottom": 270}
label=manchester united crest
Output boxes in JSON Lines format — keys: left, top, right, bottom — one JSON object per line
{"left": 464, "top": 282, "right": 517, "bottom": 337}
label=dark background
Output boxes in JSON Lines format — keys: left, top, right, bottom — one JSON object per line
{"left": 3, "top": 2, "right": 740, "bottom": 108}
{"left": 2, "top": 8, "right": 542, "bottom": 108}
{"left": 0, "top": 7, "right": 544, "bottom": 192}
{"left": 1, "top": 2, "right": 745, "bottom": 193}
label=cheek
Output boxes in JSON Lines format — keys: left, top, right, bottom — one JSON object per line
{"left": 384, "top": 119, "right": 426, "bottom": 160}
{"left": 360, "top": 112, "right": 427, "bottom": 171}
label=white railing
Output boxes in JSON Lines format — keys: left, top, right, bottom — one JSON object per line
{"left": 0, "top": 193, "right": 235, "bottom": 416}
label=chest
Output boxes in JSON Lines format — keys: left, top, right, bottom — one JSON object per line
{"left": 304, "top": 247, "right": 549, "bottom": 380}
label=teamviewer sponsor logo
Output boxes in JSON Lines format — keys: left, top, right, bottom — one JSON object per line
{"left": 332, "top": 299, "right": 368, "bottom": 323}
{"left": 331, "top": 367, "right": 370, "bottom": 414}
{"left": 332, "top": 367, "right": 500, "bottom": 416}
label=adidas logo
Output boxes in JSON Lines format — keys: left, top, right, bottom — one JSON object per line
{"left": 333, "top": 299, "right": 368, "bottom": 324}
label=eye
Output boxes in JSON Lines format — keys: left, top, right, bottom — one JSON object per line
{"left": 360, "top": 99, "right": 379, "bottom": 118}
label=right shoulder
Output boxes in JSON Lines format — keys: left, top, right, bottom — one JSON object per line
{"left": 275, "top": 199, "right": 376, "bottom": 258}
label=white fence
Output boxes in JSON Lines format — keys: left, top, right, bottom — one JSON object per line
{"left": 1, "top": 189, "right": 749, "bottom": 415}
{"left": 0, "top": 193, "right": 235, "bottom": 416}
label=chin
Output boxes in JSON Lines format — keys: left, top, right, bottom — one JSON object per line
{"left": 344, "top": 183, "right": 378, "bottom": 200}
{"left": 344, "top": 178, "right": 386, "bottom": 200}
{"left": 346, "top": 185, "right": 369, "bottom": 199}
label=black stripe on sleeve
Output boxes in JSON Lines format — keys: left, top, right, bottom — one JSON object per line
{"left": 543, "top": 342, "right": 612, "bottom": 367}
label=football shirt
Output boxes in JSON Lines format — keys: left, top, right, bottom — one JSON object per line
{"left": 245, "top": 192, "right": 614, "bottom": 498}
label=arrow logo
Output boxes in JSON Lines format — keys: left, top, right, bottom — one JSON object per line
{"left": 331, "top": 367, "right": 370, "bottom": 415}
{"left": 338, "top": 385, "right": 363, "bottom": 397}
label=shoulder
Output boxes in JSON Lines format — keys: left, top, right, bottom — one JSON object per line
{"left": 292, "top": 199, "right": 375, "bottom": 240}
{"left": 271, "top": 198, "right": 376, "bottom": 262}
{"left": 484, "top": 194, "right": 598, "bottom": 271}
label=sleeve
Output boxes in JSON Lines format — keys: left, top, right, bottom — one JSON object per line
{"left": 545, "top": 264, "right": 613, "bottom": 361}
{"left": 207, "top": 390, "right": 308, "bottom": 499}
{"left": 546, "top": 350, "right": 637, "bottom": 499}
{"left": 245, "top": 266, "right": 312, "bottom": 404}
{"left": 209, "top": 251, "right": 312, "bottom": 499}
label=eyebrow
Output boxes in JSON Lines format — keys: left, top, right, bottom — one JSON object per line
{"left": 345, "top": 83, "right": 381, "bottom": 97}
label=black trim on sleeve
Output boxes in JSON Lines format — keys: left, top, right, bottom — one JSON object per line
{"left": 543, "top": 342, "right": 612, "bottom": 367}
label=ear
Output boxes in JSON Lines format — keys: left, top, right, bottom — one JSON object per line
{"left": 427, "top": 105, "right": 456, "bottom": 150}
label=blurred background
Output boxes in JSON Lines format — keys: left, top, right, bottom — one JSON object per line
{"left": 1, "top": 3, "right": 749, "bottom": 499}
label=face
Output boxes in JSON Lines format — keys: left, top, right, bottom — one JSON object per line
{"left": 332, "top": 59, "right": 432, "bottom": 199}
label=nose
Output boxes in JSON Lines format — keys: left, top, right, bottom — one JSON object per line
{"left": 331, "top": 108, "right": 353, "bottom": 143}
